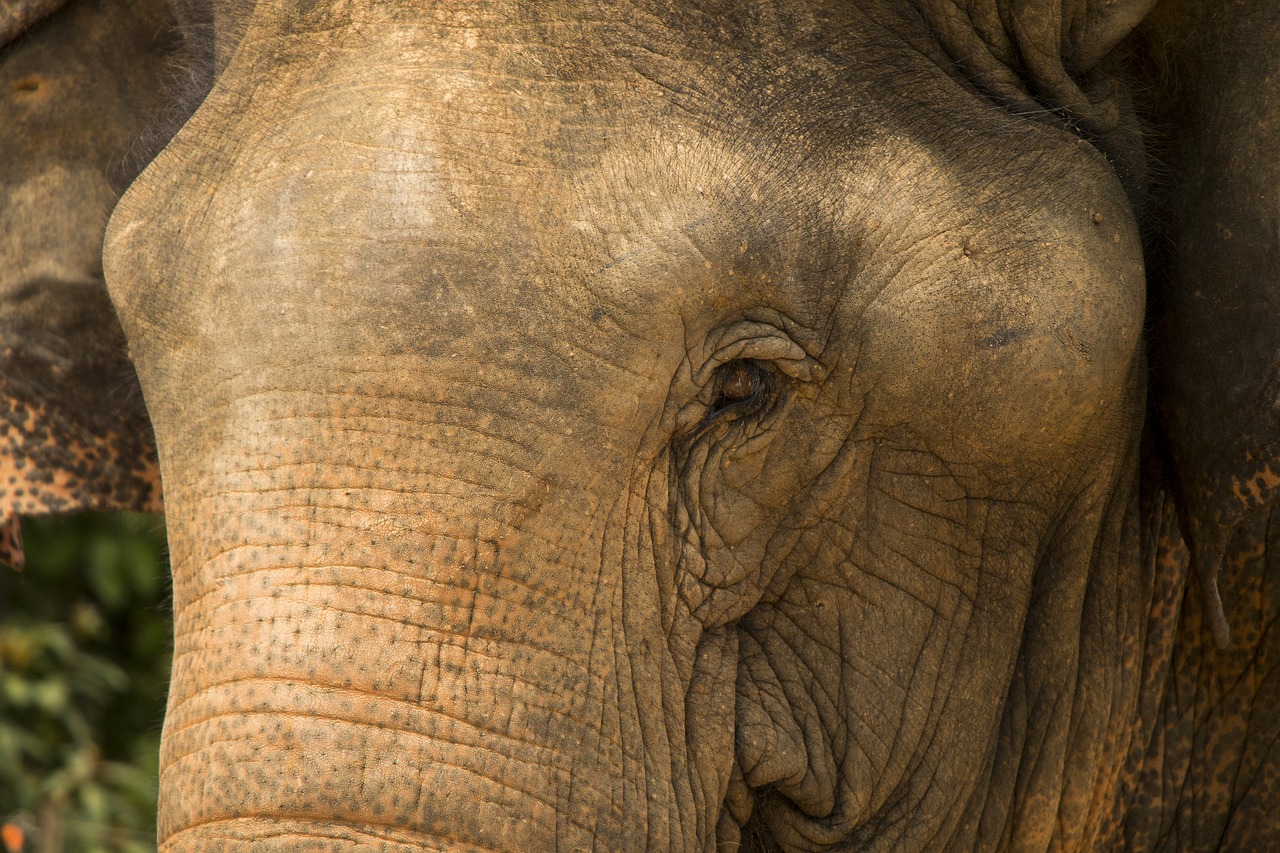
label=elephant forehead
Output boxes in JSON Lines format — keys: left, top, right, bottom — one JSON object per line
{"left": 106, "top": 0, "right": 1144, "bottom": 411}
{"left": 106, "top": 0, "right": 913, "bottom": 328}
{"left": 105, "top": 67, "right": 841, "bottom": 363}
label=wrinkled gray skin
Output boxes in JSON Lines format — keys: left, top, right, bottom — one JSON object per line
{"left": 6, "top": 0, "right": 1279, "bottom": 850}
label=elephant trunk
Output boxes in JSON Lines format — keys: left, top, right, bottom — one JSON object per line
{"left": 151, "top": 372, "right": 729, "bottom": 851}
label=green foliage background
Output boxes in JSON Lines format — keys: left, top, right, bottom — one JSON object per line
{"left": 0, "top": 513, "right": 170, "bottom": 853}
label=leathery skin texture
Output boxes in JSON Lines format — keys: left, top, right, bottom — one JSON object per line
{"left": 79, "top": 0, "right": 1275, "bottom": 850}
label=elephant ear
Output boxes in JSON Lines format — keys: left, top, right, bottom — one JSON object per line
{"left": 914, "top": 0, "right": 1158, "bottom": 184}
{"left": 1, "top": 0, "right": 174, "bottom": 569}
{"left": 0, "top": 299, "right": 162, "bottom": 570}
{"left": 1137, "top": 0, "right": 1280, "bottom": 648}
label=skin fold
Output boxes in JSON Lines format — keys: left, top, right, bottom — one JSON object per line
{"left": 2, "top": 0, "right": 1276, "bottom": 849}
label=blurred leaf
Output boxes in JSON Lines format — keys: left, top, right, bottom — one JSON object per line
{"left": 70, "top": 603, "right": 108, "bottom": 642}
{"left": 86, "top": 538, "right": 126, "bottom": 611}
{"left": 30, "top": 680, "right": 67, "bottom": 715}
{"left": 78, "top": 784, "right": 108, "bottom": 824}
{"left": 123, "top": 540, "right": 161, "bottom": 600}
{"left": 2, "top": 674, "right": 31, "bottom": 707}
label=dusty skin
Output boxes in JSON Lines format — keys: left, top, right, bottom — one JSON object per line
{"left": 3, "top": 0, "right": 1279, "bottom": 850}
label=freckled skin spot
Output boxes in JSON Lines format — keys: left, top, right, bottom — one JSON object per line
{"left": 1120, "top": 499, "right": 1280, "bottom": 850}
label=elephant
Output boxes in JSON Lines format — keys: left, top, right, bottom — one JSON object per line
{"left": 3, "top": 0, "right": 1279, "bottom": 850}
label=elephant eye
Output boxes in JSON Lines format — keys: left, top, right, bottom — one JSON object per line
{"left": 710, "top": 360, "right": 770, "bottom": 417}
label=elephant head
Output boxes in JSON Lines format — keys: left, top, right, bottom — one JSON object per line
{"left": 96, "top": 2, "right": 1168, "bottom": 849}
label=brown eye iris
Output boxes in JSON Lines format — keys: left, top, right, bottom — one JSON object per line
{"left": 708, "top": 360, "right": 771, "bottom": 421}
{"left": 720, "top": 361, "right": 761, "bottom": 401}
